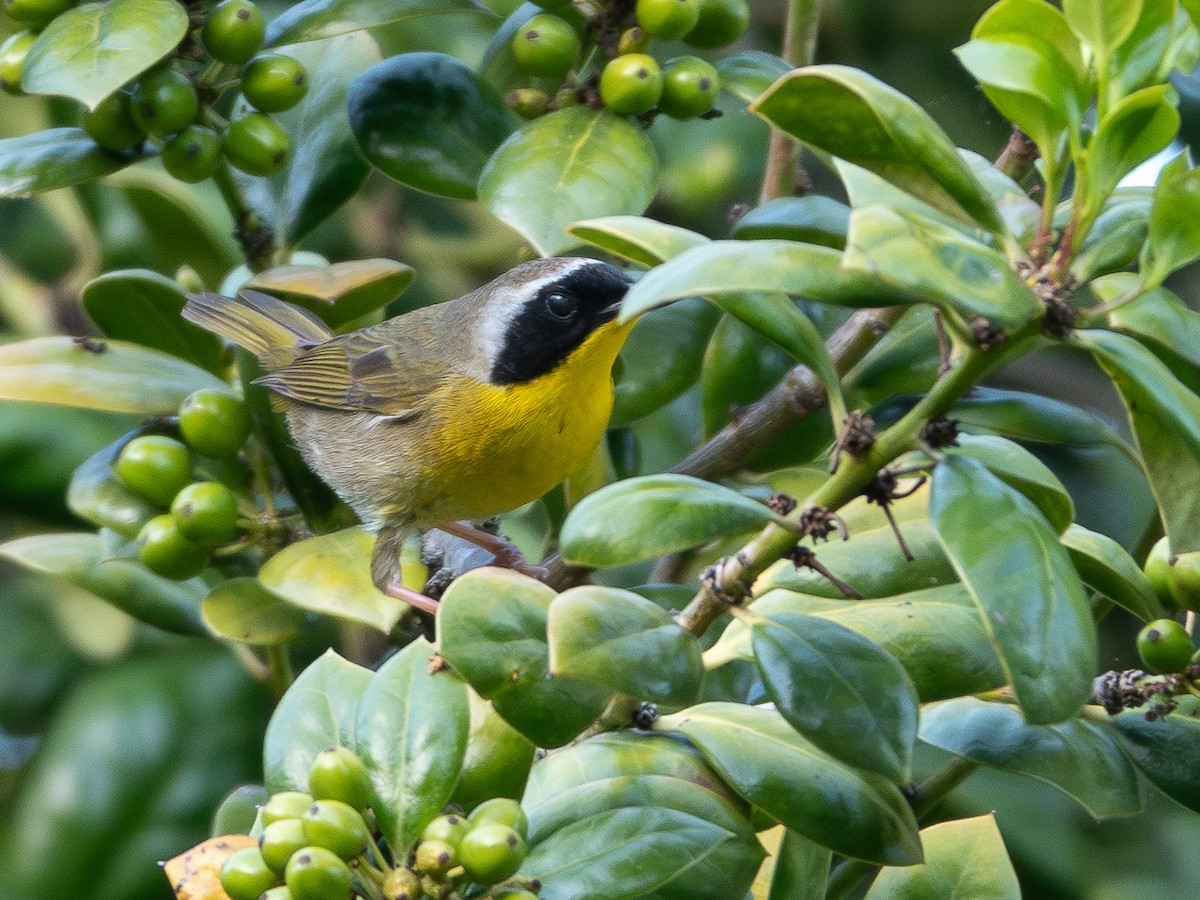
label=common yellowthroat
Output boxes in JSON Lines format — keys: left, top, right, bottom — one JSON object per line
{"left": 183, "top": 257, "right": 633, "bottom": 603}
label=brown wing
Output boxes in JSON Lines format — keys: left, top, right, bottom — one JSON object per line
{"left": 253, "top": 308, "right": 449, "bottom": 418}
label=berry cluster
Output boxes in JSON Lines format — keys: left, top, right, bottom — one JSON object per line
{"left": 505, "top": 0, "right": 749, "bottom": 123}
{"left": 1, "top": 0, "right": 305, "bottom": 180}
{"left": 222, "top": 748, "right": 536, "bottom": 900}
{"left": 113, "top": 389, "right": 251, "bottom": 579}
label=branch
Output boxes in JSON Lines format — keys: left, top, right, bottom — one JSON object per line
{"left": 758, "top": 0, "right": 823, "bottom": 204}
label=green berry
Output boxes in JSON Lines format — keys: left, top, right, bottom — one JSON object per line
{"left": 421, "top": 814, "right": 469, "bottom": 849}
{"left": 241, "top": 52, "right": 309, "bottom": 113}
{"left": 284, "top": 846, "right": 352, "bottom": 900}
{"left": 458, "top": 823, "right": 527, "bottom": 885}
{"left": 137, "top": 514, "right": 208, "bottom": 579}
{"left": 84, "top": 91, "right": 147, "bottom": 151}
{"left": 162, "top": 125, "right": 223, "bottom": 182}
{"left": 225, "top": 111, "right": 291, "bottom": 176}
{"left": 115, "top": 435, "right": 193, "bottom": 506}
{"left": 212, "top": 784, "right": 270, "bottom": 836}
{"left": 467, "top": 798, "right": 528, "bottom": 839}
{"left": 494, "top": 892, "right": 540, "bottom": 900}
{"left": 658, "top": 56, "right": 720, "bottom": 119}
{"left": 301, "top": 799, "right": 370, "bottom": 860}
{"left": 4, "top": 0, "right": 75, "bottom": 29}
{"left": 636, "top": 0, "right": 700, "bottom": 40}
{"left": 171, "top": 481, "right": 240, "bottom": 546}
{"left": 219, "top": 846, "right": 280, "bottom": 900}
{"left": 203, "top": 0, "right": 265, "bottom": 65}
{"left": 308, "top": 746, "right": 375, "bottom": 810}
{"left": 1137, "top": 618, "right": 1194, "bottom": 674}
{"left": 511, "top": 13, "right": 580, "bottom": 79}
{"left": 598, "top": 53, "right": 662, "bottom": 117}
{"left": 683, "top": 0, "right": 750, "bottom": 48}
{"left": 260, "top": 818, "right": 309, "bottom": 875}
{"left": 178, "top": 388, "right": 252, "bottom": 459}
{"left": 412, "top": 838, "right": 457, "bottom": 878}
{"left": 261, "top": 792, "right": 314, "bottom": 827}
{"left": 131, "top": 68, "right": 199, "bottom": 137}
{"left": 260, "top": 887, "right": 294, "bottom": 900}
{"left": 382, "top": 867, "right": 421, "bottom": 900}
{"left": 0, "top": 30, "right": 35, "bottom": 95}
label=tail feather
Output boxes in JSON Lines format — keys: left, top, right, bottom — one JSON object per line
{"left": 183, "top": 290, "right": 333, "bottom": 367}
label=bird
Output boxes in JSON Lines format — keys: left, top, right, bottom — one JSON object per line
{"left": 182, "top": 257, "right": 634, "bottom": 610}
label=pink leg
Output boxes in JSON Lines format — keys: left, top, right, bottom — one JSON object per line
{"left": 382, "top": 580, "right": 440, "bottom": 615}
{"left": 439, "top": 521, "right": 548, "bottom": 580}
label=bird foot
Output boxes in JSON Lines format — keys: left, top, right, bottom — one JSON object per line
{"left": 439, "top": 521, "right": 548, "bottom": 582}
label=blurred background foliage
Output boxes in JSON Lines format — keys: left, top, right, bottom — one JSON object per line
{"left": 2, "top": 1, "right": 1200, "bottom": 898}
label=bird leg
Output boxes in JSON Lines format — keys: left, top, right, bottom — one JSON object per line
{"left": 371, "top": 526, "right": 440, "bottom": 614}
{"left": 438, "top": 521, "right": 549, "bottom": 581}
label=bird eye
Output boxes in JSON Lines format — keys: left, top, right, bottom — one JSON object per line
{"left": 545, "top": 291, "right": 577, "bottom": 319}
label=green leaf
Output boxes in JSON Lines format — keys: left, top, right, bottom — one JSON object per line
{"left": 1062, "top": 0, "right": 1141, "bottom": 58}
{"left": 348, "top": 52, "right": 515, "bottom": 200}
{"left": 920, "top": 698, "right": 1144, "bottom": 819}
{"left": 973, "top": 0, "right": 1086, "bottom": 76}
{"left": 244, "top": 258, "right": 414, "bottom": 329}
{"left": 547, "top": 585, "right": 703, "bottom": 706}
{"left": 864, "top": 814, "right": 1020, "bottom": 900}
{"left": 81, "top": 269, "right": 224, "bottom": 374}
{"left": 1111, "top": 0, "right": 1177, "bottom": 97}
{"left": 951, "top": 386, "right": 1134, "bottom": 450}
{"left": 0, "top": 532, "right": 205, "bottom": 635}
{"left": 716, "top": 51, "right": 793, "bottom": 105}
{"left": 567, "top": 215, "right": 709, "bottom": 267}
{"left": 1076, "top": 329, "right": 1200, "bottom": 554}
{"left": 1071, "top": 191, "right": 1152, "bottom": 282}
{"left": 238, "top": 34, "right": 378, "bottom": 245}
{"left": 267, "top": 0, "right": 492, "bottom": 45}
{"left": 201, "top": 578, "right": 308, "bottom": 646}
{"left": 952, "top": 434, "right": 1074, "bottom": 533}
{"left": 1114, "top": 701, "right": 1200, "bottom": 813}
{"left": 750, "top": 65, "right": 1003, "bottom": 232}
{"left": 1102, "top": 277, "right": 1200, "bottom": 391}
{"left": 844, "top": 204, "right": 1039, "bottom": 332}
{"left": 66, "top": 435, "right": 159, "bottom": 540}
{"left": 1061, "top": 524, "right": 1165, "bottom": 622}
{"left": 263, "top": 649, "right": 373, "bottom": 793}
{"left": 559, "top": 474, "right": 779, "bottom": 568}
{"left": 356, "top": 637, "right": 469, "bottom": 854}
{"left": 929, "top": 454, "right": 1096, "bottom": 724}
{"left": 958, "top": 150, "right": 1041, "bottom": 248}
{"left": 479, "top": 107, "right": 659, "bottom": 256}
{"left": 618, "top": 239, "right": 916, "bottom": 322}
{"left": 1140, "top": 152, "right": 1200, "bottom": 287}
{"left": 258, "top": 527, "right": 407, "bottom": 633}
{"left": 767, "top": 829, "right": 831, "bottom": 900}
{"left": 751, "top": 613, "right": 918, "bottom": 782}
{"left": 1087, "top": 85, "right": 1179, "bottom": 203}
{"left": 0, "top": 336, "right": 232, "bottom": 414}
{"left": 21, "top": 0, "right": 188, "bottom": 109}
{"left": 730, "top": 196, "right": 850, "bottom": 248}
{"left": 0, "top": 128, "right": 137, "bottom": 197}
{"left": 436, "top": 568, "right": 611, "bottom": 748}
{"left": 654, "top": 703, "right": 922, "bottom": 866}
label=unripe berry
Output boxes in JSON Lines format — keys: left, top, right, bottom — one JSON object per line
{"left": 658, "top": 55, "right": 720, "bottom": 119}
{"left": 598, "top": 53, "right": 662, "bottom": 117}
{"left": 511, "top": 13, "right": 579, "bottom": 79}
{"left": 636, "top": 0, "right": 700, "bottom": 40}
{"left": 203, "top": 0, "right": 266, "bottom": 65}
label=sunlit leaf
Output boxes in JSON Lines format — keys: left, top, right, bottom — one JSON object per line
{"left": 267, "top": 0, "right": 493, "bottom": 45}
{"left": 864, "top": 814, "right": 1019, "bottom": 899}
{"left": 0, "top": 128, "right": 136, "bottom": 197}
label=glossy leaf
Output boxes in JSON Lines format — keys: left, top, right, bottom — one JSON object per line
{"left": 1141, "top": 152, "right": 1200, "bottom": 287}
{"left": 953, "top": 433, "right": 1074, "bottom": 533}
{"left": 844, "top": 204, "right": 1039, "bottom": 331}
{"left": 357, "top": 637, "right": 469, "bottom": 853}
{"left": 0, "top": 532, "right": 205, "bottom": 635}
{"left": 201, "top": 578, "right": 308, "bottom": 646}
{"left": 1061, "top": 524, "right": 1164, "bottom": 622}
{"left": 973, "top": 0, "right": 1086, "bottom": 76}
{"left": 951, "top": 386, "right": 1135, "bottom": 450}
{"left": 238, "top": 34, "right": 378, "bottom": 245}
{"left": 730, "top": 196, "right": 849, "bottom": 248}
{"left": 568, "top": 215, "right": 709, "bottom": 267}
{"left": 263, "top": 649, "right": 373, "bottom": 793}
{"left": 1114, "top": 701, "right": 1200, "bottom": 813}
{"left": 958, "top": 150, "right": 1041, "bottom": 248}
{"left": 1062, "top": 0, "right": 1141, "bottom": 57}
{"left": 1077, "top": 329, "right": 1200, "bottom": 554}
{"left": 920, "top": 697, "right": 1144, "bottom": 819}
{"left": 479, "top": 108, "right": 659, "bottom": 256}
{"left": 1071, "top": 191, "right": 1152, "bottom": 281}
{"left": 750, "top": 64, "right": 1003, "bottom": 232}
{"left": 559, "top": 474, "right": 779, "bottom": 568}
{"left": 1111, "top": 0, "right": 1177, "bottom": 97}
{"left": 243, "top": 258, "right": 414, "bottom": 329}
{"left": 21, "top": 0, "right": 188, "bottom": 109}
{"left": 450, "top": 688, "right": 536, "bottom": 809}
{"left": 619, "top": 239, "right": 916, "bottom": 321}
{"left": 1102, "top": 277, "right": 1200, "bottom": 391}
{"left": 716, "top": 51, "right": 793, "bottom": 105}
{"left": 258, "top": 527, "right": 407, "bottom": 633}
{"left": 66, "top": 435, "right": 159, "bottom": 540}
{"left": 751, "top": 613, "right": 918, "bottom": 782}
{"left": 929, "top": 454, "right": 1096, "bottom": 724}
{"left": 436, "top": 568, "right": 611, "bottom": 747}
{"left": 547, "top": 585, "right": 703, "bottom": 706}
{"left": 0, "top": 128, "right": 137, "bottom": 197}
{"left": 81, "top": 269, "right": 224, "bottom": 374}
{"left": 654, "top": 703, "right": 922, "bottom": 865}
{"left": 767, "top": 829, "right": 831, "bottom": 900}
{"left": 349, "top": 52, "right": 515, "bottom": 200}
{"left": 267, "top": 0, "right": 491, "bottom": 45}
{"left": 864, "top": 814, "right": 1020, "bottom": 900}
{"left": 1088, "top": 85, "right": 1179, "bottom": 204}
{"left": 0, "top": 336, "right": 231, "bottom": 414}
